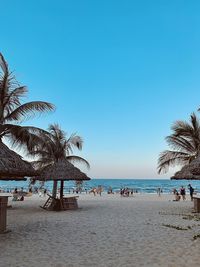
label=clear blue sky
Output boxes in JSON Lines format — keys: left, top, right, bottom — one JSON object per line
{"left": 1, "top": 0, "right": 200, "bottom": 178}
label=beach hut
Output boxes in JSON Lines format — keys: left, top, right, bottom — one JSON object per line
{"left": 35, "top": 159, "right": 90, "bottom": 211}
{"left": 0, "top": 141, "right": 38, "bottom": 233}
{"left": 0, "top": 141, "right": 37, "bottom": 180}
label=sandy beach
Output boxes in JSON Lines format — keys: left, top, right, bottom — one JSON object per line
{"left": 0, "top": 193, "right": 200, "bottom": 267}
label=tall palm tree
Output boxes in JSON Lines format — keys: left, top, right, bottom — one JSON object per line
{"left": 30, "top": 123, "right": 90, "bottom": 198}
{"left": 0, "top": 53, "right": 55, "bottom": 150}
{"left": 158, "top": 113, "right": 200, "bottom": 174}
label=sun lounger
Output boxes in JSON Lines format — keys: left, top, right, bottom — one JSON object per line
{"left": 40, "top": 194, "right": 79, "bottom": 211}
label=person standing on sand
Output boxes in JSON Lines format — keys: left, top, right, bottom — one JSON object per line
{"left": 44, "top": 188, "right": 47, "bottom": 197}
{"left": 188, "top": 184, "right": 194, "bottom": 201}
{"left": 98, "top": 186, "right": 103, "bottom": 196}
{"left": 180, "top": 186, "right": 186, "bottom": 200}
{"left": 89, "top": 187, "right": 96, "bottom": 196}
{"left": 173, "top": 188, "right": 177, "bottom": 195}
{"left": 120, "top": 188, "right": 123, "bottom": 196}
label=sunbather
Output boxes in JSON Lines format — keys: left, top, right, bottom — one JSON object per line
{"left": 173, "top": 192, "right": 181, "bottom": 201}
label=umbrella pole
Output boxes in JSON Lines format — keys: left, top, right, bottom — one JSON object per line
{"left": 52, "top": 180, "right": 58, "bottom": 198}
{"left": 60, "top": 180, "right": 64, "bottom": 199}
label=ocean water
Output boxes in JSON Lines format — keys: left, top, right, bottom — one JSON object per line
{"left": 0, "top": 179, "right": 200, "bottom": 194}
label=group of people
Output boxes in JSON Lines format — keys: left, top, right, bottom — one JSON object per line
{"left": 173, "top": 184, "right": 194, "bottom": 201}
{"left": 120, "top": 188, "right": 135, "bottom": 197}
{"left": 5, "top": 184, "right": 197, "bottom": 200}
{"left": 89, "top": 186, "right": 103, "bottom": 196}
{"left": 88, "top": 186, "right": 138, "bottom": 197}
{"left": 12, "top": 187, "right": 25, "bottom": 201}
{"left": 11, "top": 187, "right": 48, "bottom": 201}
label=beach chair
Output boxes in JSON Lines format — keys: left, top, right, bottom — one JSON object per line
{"left": 61, "top": 196, "right": 79, "bottom": 210}
{"left": 40, "top": 194, "right": 79, "bottom": 211}
{"left": 40, "top": 194, "right": 54, "bottom": 210}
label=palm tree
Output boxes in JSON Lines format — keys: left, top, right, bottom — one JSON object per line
{"left": 158, "top": 113, "right": 200, "bottom": 174}
{"left": 0, "top": 53, "right": 55, "bottom": 150}
{"left": 30, "top": 123, "right": 90, "bottom": 198}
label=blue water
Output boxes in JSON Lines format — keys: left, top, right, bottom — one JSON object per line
{"left": 0, "top": 179, "right": 200, "bottom": 194}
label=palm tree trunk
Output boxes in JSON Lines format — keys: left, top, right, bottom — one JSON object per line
{"left": 52, "top": 180, "right": 58, "bottom": 198}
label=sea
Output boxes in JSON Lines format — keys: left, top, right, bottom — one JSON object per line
{"left": 0, "top": 179, "right": 200, "bottom": 194}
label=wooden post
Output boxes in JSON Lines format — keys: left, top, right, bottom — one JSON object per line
{"left": 193, "top": 197, "right": 200, "bottom": 212}
{"left": 52, "top": 180, "right": 58, "bottom": 199}
{"left": 60, "top": 180, "right": 64, "bottom": 199}
{"left": 0, "top": 196, "right": 8, "bottom": 233}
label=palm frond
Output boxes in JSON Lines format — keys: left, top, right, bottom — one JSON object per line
{"left": 69, "top": 134, "right": 83, "bottom": 150}
{"left": 0, "top": 54, "right": 13, "bottom": 111}
{"left": 4, "top": 86, "right": 28, "bottom": 115}
{"left": 157, "top": 150, "right": 193, "bottom": 174}
{"left": 64, "top": 133, "right": 83, "bottom": 153}
{"left": 0, "top": 53, "right": 8, "bottom": 74}
{"left": 21, "top": 126, "right": 51, "bottom": 136}
{"left": 171, "top": 121, "right": 193, "bottom": 136}
{"left": 4, "top": 125, "right": 44, "bottom": 152}
{"left": 4, "top": 101, "right": 55, "bottom": 122}
{"left": 48, "top": 124, "right": 66, "bottom": 143}
{"left": 66, "top": 155, "right": 90, "bottom": 169}
{"left": 25, "top": 123, "right": 90, "bottom": 172}
{"left": 166, "top": 135, "right": 195, "bottom": 153}
{"left": 172, "top": 113, "right": 200, "bottom": 139}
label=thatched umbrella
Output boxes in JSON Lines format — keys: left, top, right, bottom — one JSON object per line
{"left": 171, "top": 157, "right": 200, "bottom": 180}
{"left": 34, "top": 159, "right": 90, "bottom": 210}
{"left": 0, "top": 141, "right": 37, "bottom": 180}
{"left": 35, "top": 159, "right": 90, "bottom": 206}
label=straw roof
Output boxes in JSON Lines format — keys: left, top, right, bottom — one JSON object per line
{"left": 171, "top": 157, "right": 200, "bottom": 180}
{"left": 0, "top": 141, "right": 37, "bottom": 180}
{"left": 35, "top": 159, "right": 91, "bottom": 181}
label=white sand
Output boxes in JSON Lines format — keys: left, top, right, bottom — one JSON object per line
{"left": 0, "top": 193, "right": 200, "bottom": 267}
